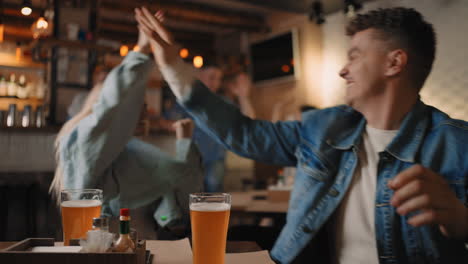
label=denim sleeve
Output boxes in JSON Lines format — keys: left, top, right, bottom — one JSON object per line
{"left": 60, "top": 51, "right": 152, "bottom": 189}
{"left": 152, "top": 138, "right": 204, "bottom": 227}
{"left": 179, "top": 80, "right": 301, "bottom": 166}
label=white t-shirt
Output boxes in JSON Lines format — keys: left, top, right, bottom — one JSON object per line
{"left": 331, "top": 125, "right": 398, "bottom": 264}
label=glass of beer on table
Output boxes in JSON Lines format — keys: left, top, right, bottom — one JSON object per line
{"left": 61, "top": 189, "right": 103, "bottom": 246}
{"left": 190, "top": 193, "right": 231, "bottom": 264}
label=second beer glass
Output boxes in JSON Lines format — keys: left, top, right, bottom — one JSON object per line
{"left": 190, "top": 193, "right": 231, "bottom": 264}
{"left": 61, "top": 189, "right": 102, "bottom": 246}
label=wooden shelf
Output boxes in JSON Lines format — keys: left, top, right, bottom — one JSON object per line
{"left": 34, "top": 38, "right": 118, "bottom": 52}
{"left": 0, "top": 97, "right": 45, "bottom": 111}
{"left": 57, "top": 82, "right": 89, "bottom": 89}
{"left": 0, "top": 57, "right": 46, "bottom": 71}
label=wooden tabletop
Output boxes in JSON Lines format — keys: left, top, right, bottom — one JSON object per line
{"left": 0, "top": 240, "right": 261, "bottom": 253}
{"left": 231, "top": 190, "right": 289, "bottom": 214}
{"left": 1, "top": 239, "right": 271, "bottom": 264}
{"left": 0, "top": 242, "right": 14, "bottom": 250}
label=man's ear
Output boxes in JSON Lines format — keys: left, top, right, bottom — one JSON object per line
{"left": 385, "top": 49, "right": 407, "bottom": 77}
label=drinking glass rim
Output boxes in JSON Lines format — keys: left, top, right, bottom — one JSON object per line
{"left": 61, "top": 189, "right": 103, "bottom": 194}
{"left": 190, "top": 192, "right": 230, "bottom": 198}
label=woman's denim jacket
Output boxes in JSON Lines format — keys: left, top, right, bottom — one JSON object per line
{"left": 180, "top": 80, "right": 468, "bottom": 264}
{"left": 59, "top": 52, "right": 203, "bottom": 228}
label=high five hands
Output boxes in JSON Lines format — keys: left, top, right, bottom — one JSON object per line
{"left": 389, "top": 164, "right": 468, "bottom": 240}
{"left": 134, "top": 7, "right": 179, "bottom": 68}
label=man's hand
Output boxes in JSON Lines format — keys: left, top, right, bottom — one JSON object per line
{"left": 173, "top": 118, "right": 194, "bottom": 139}
{"left": 134, "top": 7, "right": 179, "bottom": 67}
{"left": 135, "top": 6, "right": 195, "bottom": 100}
{"left": 388, "top": 164, "right": 468, "bottom": 240}
{"left": 230, "top": 73, "right": 252, "bottom": 98}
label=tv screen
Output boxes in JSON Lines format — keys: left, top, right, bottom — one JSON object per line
{"left": 250, "top": 31, "right": 296, "bottom": 83}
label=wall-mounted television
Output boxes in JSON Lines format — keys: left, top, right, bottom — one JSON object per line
{"left": 250, "top": 29, "right": 299, "bottom": 85}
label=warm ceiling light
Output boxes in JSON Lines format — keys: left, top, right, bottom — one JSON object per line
{"left": 179, "top": 48, "right": 189, "bottom": 59}
{"left": 32, "top": 16, "right": 51, "bottom": 39}
{"left": 0, "top": 24, "right": 4, "bottom": 43}
{"left": 21, "top": 6, "right": 32, "bottom": 16}
{"left": 133, "top": 45, "right": 140, "bottom": 52}
{"left": 120, "top": 45, "right": 129, "bottom": 57}
{"left": 0, "top": 14, "right": 3, "bottom": 43}
{"left": 37, "top": 17, "right": 48, "bottom": 29}
{"left": 193, "top": 56, "right": 203, "bottom": 68}
{"left": 21, "top": 0, "right": 33, "bottom": 16}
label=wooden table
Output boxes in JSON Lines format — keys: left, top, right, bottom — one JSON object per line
{"left": 231, "top": 190, "right": 289, "bottom": 213}
{"left": 0, "top": 241, "right": 261, "bottom": 253}
{"left": 0, "top": 239, "right": 273, "bottom": 264}
{"left": 230, "top": 190, "right": 289, "bottom": 231}
{"left": 231, "top": 190, "right": 289, "bottom": 214}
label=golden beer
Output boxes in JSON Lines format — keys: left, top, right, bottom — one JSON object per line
{"left": 61, "top": 200, "right": 102, "bottom": 245}
{"left": 190, "top": 193, "right": 231, "bottom": 264}
{"left": 61, "top": 189, "right": 102, "bottom": 246}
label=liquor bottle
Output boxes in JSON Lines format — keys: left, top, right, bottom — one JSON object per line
{"left": 0, "top": 76, "right": 7, "bottom": 96}
{"left": 17, "top": 74, "right": 28, "bottom": 99}
{"left": 277, "top": 169, "right": 285, "bottom": 187}
{"left": 7, "top": 73, "right": 17, "bottom": 97}
{"left": 113, "top": 208, "right": 135, "bottom": 252}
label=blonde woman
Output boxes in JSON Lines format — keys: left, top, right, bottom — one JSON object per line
{"left": 51, "top": 23, "right": 203, "bottom": 238}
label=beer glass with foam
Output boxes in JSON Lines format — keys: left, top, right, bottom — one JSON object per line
{"left": 189, "top": 193, "right": 231, "bottom": 264}
{"left": 61, "top": 189, "right": 102, "bottom": 245}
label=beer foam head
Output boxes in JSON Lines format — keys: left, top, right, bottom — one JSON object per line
{"left": 61, "top": 200, "right": 102, "bottom": 207}
{"left": 190, "top": 202, "right": 230, "bottom": 212}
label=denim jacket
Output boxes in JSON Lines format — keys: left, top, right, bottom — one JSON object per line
{"left": 180, "top": 80, "right": 468, "bottom": 264}
{"left": 59, "top": 52, "right": 203, "bottom": 227}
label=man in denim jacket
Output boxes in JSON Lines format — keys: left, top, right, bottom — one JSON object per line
{"left": 136, "top": 6, "right": 468, "bottom": 264}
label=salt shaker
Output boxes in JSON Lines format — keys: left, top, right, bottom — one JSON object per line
{"left": 92, "top": 216, "right": 110, "bottom": 232}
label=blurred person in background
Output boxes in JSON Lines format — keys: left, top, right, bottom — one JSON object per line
{"left": 193, "top": 63, "right": 227, "bottom": 192}
{"left": 195, "top": 67, "right": 257, "bottom": 192}
{"left": 224, "top": 71, "right": 256, "bottom": 119}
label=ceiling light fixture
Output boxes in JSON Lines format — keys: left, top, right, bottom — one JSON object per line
{"left": 21, "top": 0, "right": 33, "bottom": 16}
{"left": 193, "top": 56, "right": 203, "bottom": 68}
{"left": 179, "top": 48, "right": 189, "bottom": 59}
{"left": 344, "top": 0, "right": 363, "bottom": 18}
{"left": 120, "top": 45, "right": 129, "bottom": 57}
{"left": 32, "top": 15, "right": 52, "bottom": 39}
{"left": 0, "top": 23, "right": 4, "bottom": 43}
{"left": 309, "top": 1, "right": 325, "bottom": 25}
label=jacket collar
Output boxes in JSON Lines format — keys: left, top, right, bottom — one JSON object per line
{"left": 327, "top": 100, "right": 429, "bottom": 163}
{"left": 386, "top": 100, "right": 429, "bottom": 163}
{"left": 326, "top": 106, "right": 366, "bottom": 150}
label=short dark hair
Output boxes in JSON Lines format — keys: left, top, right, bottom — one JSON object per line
{"left": 300, "top": 105, "right": 317, "bottom": 113}
{"left": 346, "top": 7, "right": 436, "bottom": 90}
{"left": 200, "top": 58, "right": 221, "bottom": 70}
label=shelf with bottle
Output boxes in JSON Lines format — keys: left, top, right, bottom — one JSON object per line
{"left": 0, "top": 97, "right": 45, "bottom": 112}
{"left": 0, "top": 73, "right": 47, "bottom": 108}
